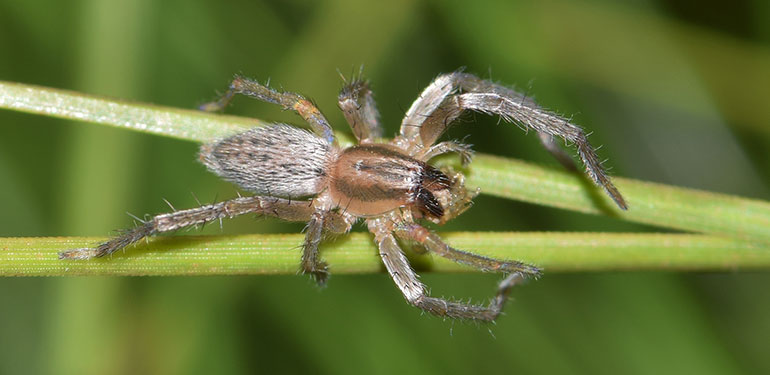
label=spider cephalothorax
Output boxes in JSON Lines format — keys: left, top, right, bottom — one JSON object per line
{"left": 60, "top": 70, "right": 626, "bottom": 322}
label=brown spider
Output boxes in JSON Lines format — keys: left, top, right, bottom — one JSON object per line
{"left": 60, "top": 71, "right": 626, "bottom": 321}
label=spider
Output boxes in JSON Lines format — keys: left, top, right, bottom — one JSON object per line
{"left": 60, "top": 70, "right": 626, "bottom": 322}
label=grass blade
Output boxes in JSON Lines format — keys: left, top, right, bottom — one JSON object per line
{"left": 0, "top": 81, "right": 256, "bottom": 142}
{"left": 464, "top": 155, "right": 770, "bottom": 244}
{"left": 1, "top": 233, "right": 767, "bottom": 276}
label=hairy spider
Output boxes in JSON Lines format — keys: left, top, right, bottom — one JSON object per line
{"left": 60, "top": 70, "right": 626, "bottom": 321}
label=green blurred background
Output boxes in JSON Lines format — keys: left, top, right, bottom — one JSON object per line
{"left": 1, "top": 0, "right": 769, "bottom": 374}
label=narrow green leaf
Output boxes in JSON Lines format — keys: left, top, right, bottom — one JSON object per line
{"left": 0, "top": 81, "right": 257, "bottom": 142}
{"left": 463, "top": 155, "right": 770, "bottom": 244}
{"left": 1, "top": 233, "right": 767, "bottom": 276}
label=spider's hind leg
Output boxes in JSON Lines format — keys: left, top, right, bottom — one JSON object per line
{"left": 59, "top": 196, "right": 317, "bottom": 260}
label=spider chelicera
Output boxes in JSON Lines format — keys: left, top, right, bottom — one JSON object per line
{"left": 60, "top": 70, "right": 626, "bottom": 321}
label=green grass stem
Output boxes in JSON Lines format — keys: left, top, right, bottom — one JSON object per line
{"left": 1, "top": 233, "right": 767, "bottom": 276}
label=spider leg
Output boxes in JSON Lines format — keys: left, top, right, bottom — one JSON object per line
{"left": 301, "top": 212, "right": 327, "bottom": 285}
{"left": 400, "top": 72, "right": 538, "bottom": 147}
{"left": 399, "top": 73, "right": 458, "bottom": 148}
{"left": 399, "top": 72, "right": 626, "bottom": 209}
{"left": 418, "top": 141, "right": 474, "bottom": 166}
{"left": 300, "top": 209, "right": 355, "bottom": 286}
{"left": 405, "top": 73, "right": 574, "bottom": 170}
{"left": 457, "top": 91, "right": 626, "bottom": 209}
{"left": 200, "top": 75, "right": 336, "bottom": 144}
{"left": 338, "top": 77, "right": 382, "bottom": 143}
{"left": 537, "top": 132, "right": 578, "bottom": 172}
{"left": 59, "top": 196, "right": 316, "bottom": 260}
{"left": 371, "top": 226, "right": 525, "bottom": 322}
{"left": 394, "top": 223, "right": 541, "bottom": 276}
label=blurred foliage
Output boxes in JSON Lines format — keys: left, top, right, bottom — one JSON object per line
{"left": 0, "top": 0, "right": 768, "bottom": 374}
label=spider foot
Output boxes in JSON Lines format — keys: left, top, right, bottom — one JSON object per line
{"left": 305, "top": 261, "right": 330, "bottom": 287}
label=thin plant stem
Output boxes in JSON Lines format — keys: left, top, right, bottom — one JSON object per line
{"left": 1, "top": 233, "right": 767, "bottom": 276}
{"left": 460, "top": 155, "right": 770, "bottom": 244}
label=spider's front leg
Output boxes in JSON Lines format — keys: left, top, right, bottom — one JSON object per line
{"left": 59, "top": 196, "right": 318, "bottom": 260}
{"left": 400, "top": 72, "right": 627, "bottom": 210}
{"left": 370, "top": 225, "right": 525, "bottom": 322}
{"left": 537, "top": 132, "right": 578, "bottom": 172}
{"left": 457, "top": 91, "right": 627, "bottom": 208}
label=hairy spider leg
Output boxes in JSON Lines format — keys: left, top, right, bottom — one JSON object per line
{"left": 201, "top": 75, "right": 337, "bottom": 145}
{"left": 302, "top": 212, "right": 329, "bottom": 285}
{"left": 458, "top": 92, "right": 627, "bottom": 209}
{"left": 394, "top": 223, "right": 541, "bottom": 276}
{"left": 418, "top": 141, "right": 474, "bottom": 165}
{"left": 301, "top": 204, "right": 356, "bottom": 286}
{"left": 338, "top": 78, "right": 382, "bottom": 143}
{"left": 371, "top": 226, "right": 526, "bottom": 322}
{"left": 399, "top": 72, "right": 627, "bottom": 210}
{"left": 400, "top": 72, "right": 545, "bottom": 147}
{"left": 537, "top": 132, "right": 579, "bottom": 172}
{"left": 59, "top": 196, "right": 316, "bottom": 259}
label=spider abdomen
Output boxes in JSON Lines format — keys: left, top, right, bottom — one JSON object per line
{"left": 328, "top": 144, "right": 449, "bottom": 218}
{"left": 200, "top": 124, "right": 333, "bottom": 198}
